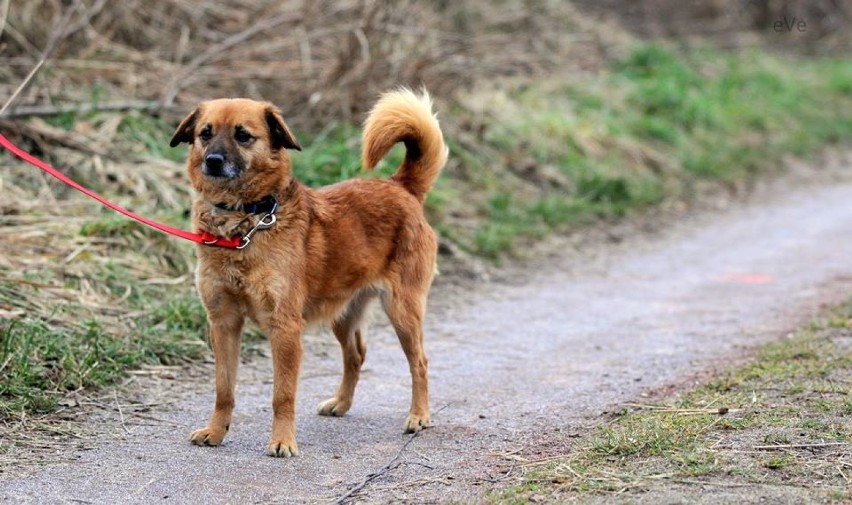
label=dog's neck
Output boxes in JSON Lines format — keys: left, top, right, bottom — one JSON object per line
{"left": 213, "top": 194, "right": 278, "bottom": 214}
{"left": 193, "top": 178, "right": 300, "bottom": 241}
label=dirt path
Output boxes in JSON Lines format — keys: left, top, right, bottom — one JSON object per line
{"left": 4, "top": 167, "right": 852, "bottom": 504}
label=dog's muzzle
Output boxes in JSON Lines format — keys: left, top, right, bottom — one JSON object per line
{"left": 203, "top": 153, "right": 241, "bottom": 179}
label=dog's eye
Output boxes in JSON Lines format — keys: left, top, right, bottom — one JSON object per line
{"left": 234, "top": 129, "right": 253, "bottom": 143}
{"left": 199, "top": 128, "right": 213, "bottom": 141}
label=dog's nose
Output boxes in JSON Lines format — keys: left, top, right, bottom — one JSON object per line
{"left": 205, "top": 153, "right": 225, "bottom": 172}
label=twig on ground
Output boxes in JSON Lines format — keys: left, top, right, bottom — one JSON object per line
{"left": 364, "top": 475, "right": 453, "bottom": 493}
{"left": 432, "top": 402, "right": 451, "bottom": 415}
{"left": 83, "top": 398, "right": 183, "bottom": 427}
{"left": 560, "top": 463, "right": 583, "bottom": 480}
{"left": 332, "top": 430, "right": 422, "bottom": 505}
{"left": 520, "top": 455, "right": 575, "bottom": 467}
{"left": 621, "top": 403, "right": 737, "bottom": 415}
{"left": 400, "top": 460, "right": 435, "bottom": 470}
{"left": 491, "top": 446, "right": 526, "bottom": 459}
{"left": 753, "top": 442, "right": 849, "bottom": 450}
{"left": 670, "top": 479, "right": 755, "bottom": 488}
{"left": 113, "top": 390, "right": 130, "bottom": 435}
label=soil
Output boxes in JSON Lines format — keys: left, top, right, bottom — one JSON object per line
{"left": 2, "top": 151, "right": 852, "bottom": 504}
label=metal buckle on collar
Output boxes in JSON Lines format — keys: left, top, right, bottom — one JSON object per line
{"left": 236, "top": 200, "right": 279, "bottom": 250}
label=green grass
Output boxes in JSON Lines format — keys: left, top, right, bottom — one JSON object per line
{"left": 120, "top": 112, "right": 188, "bottom": 162}
{"left": 0, "top": 294, "right": 209, "bottom": 416}
{"left": 452, "top": 44, "right": 852, "bottom": 258}
{"left": 494, "top": 301, "right": 852, "bottom": 502}
{"left": 293, "top": 123, "right": 401, "bottom": 185}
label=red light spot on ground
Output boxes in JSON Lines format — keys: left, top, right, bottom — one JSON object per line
{"left": 721, "top": 274, "right": 774, "bottom": 284}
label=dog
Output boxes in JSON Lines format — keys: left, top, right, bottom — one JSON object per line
{"left": 168, "top": 89, "right": 448, "bottom": 457}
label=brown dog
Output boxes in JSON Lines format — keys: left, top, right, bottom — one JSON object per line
{"left": 169, "top": 89, "right": 447, "bottom": 457}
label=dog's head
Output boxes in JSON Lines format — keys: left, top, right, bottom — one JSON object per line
{"left": 170, "top": 99, "right": 301, "bottom": 200}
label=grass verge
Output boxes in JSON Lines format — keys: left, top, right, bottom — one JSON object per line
{"left": 443, "top": 44, "right": 852, "bottom": 258}
{"left": 495, "top": 301, "right": 852, "bottom": 503}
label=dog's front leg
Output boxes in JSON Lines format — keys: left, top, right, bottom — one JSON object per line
{"left": 190, "top": 293, "right": 245, "bottom": 447}
{"left": 266, "top": 317, "right": 303, "bottom": 457}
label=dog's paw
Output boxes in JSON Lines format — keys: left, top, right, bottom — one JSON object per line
{"left": 266, "top": 438, "right": 299, "bottom": 458}
{"left": 189, "top": 426, "right": 227, "bottom": 446}
{"left": 317, "top": 396, "right": 352, "bottom": 417}
{"left": 403, "top": 413, "right": 432, "bottom": 433}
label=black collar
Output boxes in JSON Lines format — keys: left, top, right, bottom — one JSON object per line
{"left": 214, "top": 195, "right": 278, "bottom": 215}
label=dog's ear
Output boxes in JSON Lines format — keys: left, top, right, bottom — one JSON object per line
{"left": 265, "top": 106, "right": 301, "bottom": 151}
{"left": 169, "top": 107, "right": 200, "bottom": 147}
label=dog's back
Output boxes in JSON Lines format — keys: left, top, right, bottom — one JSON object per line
{"left": 300, "top": 90, "right": 448, "bottom": 324}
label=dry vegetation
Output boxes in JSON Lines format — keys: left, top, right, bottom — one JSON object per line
{"left": 0, "top": 0, "right": 615, "bottom": 127}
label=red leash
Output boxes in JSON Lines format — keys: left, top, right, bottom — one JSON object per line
{"left": 0, "top": 132, "right": 242, "bottom": 249}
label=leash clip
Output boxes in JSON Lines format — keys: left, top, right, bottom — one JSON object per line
{"left": 236, "top": 201, "right": 279, "bottom": 250}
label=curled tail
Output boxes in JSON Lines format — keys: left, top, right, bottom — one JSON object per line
{"left": 362, "top": 88, "right": 448, "bottom": 203}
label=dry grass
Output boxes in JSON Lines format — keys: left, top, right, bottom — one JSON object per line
{"left": 0, "top": 112, "right": 193, "bottom": 330}
{"left": 0, "top": 0, "right": 614, "bottom": 128}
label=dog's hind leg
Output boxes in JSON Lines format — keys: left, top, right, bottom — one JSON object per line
{"left": 317, "top": 290, "right": 375, "bottom": 417}
{"left": 382, "top": 282, "right": 432, "bottom": 433}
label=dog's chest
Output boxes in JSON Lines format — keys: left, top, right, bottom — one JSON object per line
{"left": 197, "top": 249, "right": 293, "bottom": 314}
{"left": 197, "top": 252, "right": 270, "bottom": 298}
